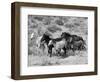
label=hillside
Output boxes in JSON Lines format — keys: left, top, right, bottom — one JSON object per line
{"left": 28, "top": 15, "right": 88, "bottom": 66}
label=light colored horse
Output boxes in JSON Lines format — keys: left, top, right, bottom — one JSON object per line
{"left": 36, "top": 36, "right": 48, "bottom": 55}
{"left": 48, "top": 38, "right": 67, "bottom": 56}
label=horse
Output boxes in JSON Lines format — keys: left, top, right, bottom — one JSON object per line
{"left": 62, "top": 33, "right": 86, "bottom": 52}
{"left": 61, "top": 32, "right": 86, "bottom": 52}
{"left": 66, "top": 40, "right": 86, "bottom": 52}
{"left": 36, "top": 36, "right": 43, "bottom": 49}
{"left": 61, "top": 32, "right": 71, "bottom": 41}
{"left": 47, "top": 32, "right": 72, "bottom": 57}
{"left": 70, "top": 35, "right": 86, "bottom": 45}
{"left": 35, "top": 33, "right": 52, "bottom": 56}
{"left": 48, "top": 37, "right": 67, "bottom": 57}
{"left": 40, "top": 33, "right": 52, "bottom": 46}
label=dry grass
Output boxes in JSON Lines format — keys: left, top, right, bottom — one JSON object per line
{"left": 28, "top": 15, "right": 88, "bottom": 66}
{"left": 28, "top": 50, "right": 87, "bottom": 66}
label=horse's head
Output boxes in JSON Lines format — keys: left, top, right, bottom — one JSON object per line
{"left": 40, "top": 33, "right": 52, "bottom": 45}
{"left": 61, "top": 32, "right": 71, "bottom": 39}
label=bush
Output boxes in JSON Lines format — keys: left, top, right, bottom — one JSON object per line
{"left": 34, "top": 16, "right": 43, "bottom": 21}
{"left": 47, "top": 25, "right": 62, "bottom": 33}
{"left": 65, "top": 24, "right": 74, "bottom": 28}
{"left": 55, "top": 20, "right": 64, "bottom": 26}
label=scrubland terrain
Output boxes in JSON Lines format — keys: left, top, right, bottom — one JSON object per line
{"left": 28, "top": 15, "right": 88, "bottom": 66}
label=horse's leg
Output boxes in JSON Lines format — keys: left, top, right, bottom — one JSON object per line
{"left": 62, "top": 47, "right": 66, "bottom": 57}
{"left": 50, "top": 49, "right": 52, "bottom": 57}
{"left": 48, "top": 48, "right": 52, "bottom": 57}
{"left": 72, "top": 48, "right": 75, "bottom": 56}
{"left": 58, "top": 49, "right": 61, "bottom": 56}
{"left": 55, "top": 50, "right": 58, "bottom": 56}
{"left": 56, "top": 48, "right": 62, "bottom": 56}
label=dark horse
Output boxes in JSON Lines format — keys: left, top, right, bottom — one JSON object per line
{"left": 40, "top": 33, "right": 53, "bottom": 56}
{"left": 61, "top": 32, "right": 71, "bottom": 40}
{"left": 40, "top": 33, "right": 51, "bottom": 46}
{"left": 61, "top": 32, "right": 86, "bottom": 52}
{"left": 69, "top": 35, "right": 86, "bottom": 51}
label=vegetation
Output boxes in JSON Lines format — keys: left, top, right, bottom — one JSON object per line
{"left": 28, "top": 15, "right": 88, "bottom": 66}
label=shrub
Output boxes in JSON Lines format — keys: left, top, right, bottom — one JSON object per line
{"left": 55, "top": 20, "right": 64, "bottom": 26}
{"left": 65, "top": 24, "right": 74, "bottom": 28}
{"left": 34, "top": 16, "right": 43, "bottom": 21}
{"left": 47, "top": 25, "right": 62, "bottom": 33}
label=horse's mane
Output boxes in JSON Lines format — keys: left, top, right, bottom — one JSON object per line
{"left": 52, "top": 37, "right": 62, "bottom": 42}
{"left": 61, "top": 32, "right": 71, "bottom": 37}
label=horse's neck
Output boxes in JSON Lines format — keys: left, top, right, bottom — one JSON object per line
{"left": 53, "top": 38, "right": 62, "bottom": 42}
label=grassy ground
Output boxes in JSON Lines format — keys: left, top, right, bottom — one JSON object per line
{"left": 28, "top": 51, "right": 87, "bottom": 66}
{"left": 28, "top": 15, "right": 88, "bottom": 66}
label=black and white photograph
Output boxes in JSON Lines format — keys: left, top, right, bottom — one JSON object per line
{"left": 28, "top": 15, "right": 88, "bottom": 66}
{"left": 11, "top": 2, "right": 97, "bottom": 79}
